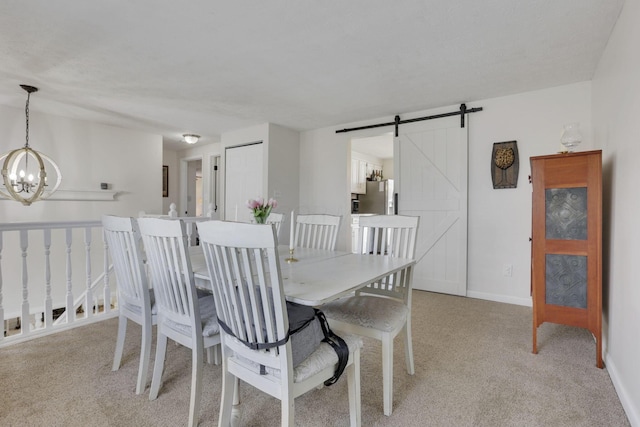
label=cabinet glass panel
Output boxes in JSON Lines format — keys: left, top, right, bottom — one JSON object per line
{"left": 545, "top": 254, "right": 587, "bottom": 308}
{"left": 545, "top": 187, "right": 587, "bottom": 240}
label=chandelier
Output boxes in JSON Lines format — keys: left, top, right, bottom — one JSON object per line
{"left": 0, "top": 85, "right": 62, "bottom": 206}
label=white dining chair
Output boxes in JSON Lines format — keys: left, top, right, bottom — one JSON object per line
{"left": 321, "top": 214, "right": 419, "bottom": 416}
{"left": 266, "top": 212, "right": 285, "bottom": 238}
{"left": 294, "top": 214, "right": 341, "bottom": 250}
{"left": 137, "top": 217, "right": 221, "bottom": 427}
{"left": 198, "top": 220, "right": 362, "bottom": 427}
{"left": 102, "top": 214, "right": 156, "bottom": 395}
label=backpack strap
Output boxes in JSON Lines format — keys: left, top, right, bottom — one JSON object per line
{"left": 217, "top": 316, "right": 290, "bottom": 350}
{"left": 315, "top": 309, "right": 349, "bottom": 386}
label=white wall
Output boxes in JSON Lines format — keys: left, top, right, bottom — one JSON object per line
{"left": 467, "top": 82, "right": 592, "bottom": 305}
{"left": 267, "top": 124, "right": 301, "bottom": 243}
{"left": 0, "top": 105, "right": 163, "bottom": 221}
{"left": 592, "top": 0, "right": 640, "bottom": 424}
{"left": 301, "top": 81, "right": 593, "bottom": 304}
{"left": 0, "top": 106, "right": 163, "bottom": 315}
{"left": 299, "top": 126, "right": 352, "bottom": 250}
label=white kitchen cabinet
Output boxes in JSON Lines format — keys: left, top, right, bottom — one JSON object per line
{"left": 351, "top": 158, "right": 368, "bottom": 194}
{"left": 351, "top": 152, "right": 383, "bottom": 194}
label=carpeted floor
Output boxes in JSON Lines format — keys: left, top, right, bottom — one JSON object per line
{"left": 0, "top": 291, "right": 629, "bottom": 426}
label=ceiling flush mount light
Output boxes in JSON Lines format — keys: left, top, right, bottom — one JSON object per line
{"left": 183, "top": 134, "right": 200, "bottom": 144}
{"left": 0, "top": 85, "right": 62, "bottom": 206}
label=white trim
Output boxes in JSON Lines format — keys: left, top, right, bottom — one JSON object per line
{"left": 605, "top": 353, "right": 640, "bottom": 427}
{"left": 0, "top": 312, "right": 119, "bottom": 349}
{"left": 466, "top": 290, "right": 532, "bottom": 307}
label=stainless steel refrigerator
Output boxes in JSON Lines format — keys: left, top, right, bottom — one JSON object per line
{"left": 359, "top": 179, "right": 394, "bottom": 214}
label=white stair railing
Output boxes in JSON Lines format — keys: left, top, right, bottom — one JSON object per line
{"left": 0, "top": 205, "right": 219, "bottom": 348}
{"left": 0, "top": 220, "right": 116, "bottom": 347}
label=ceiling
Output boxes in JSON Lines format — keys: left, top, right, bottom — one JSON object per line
{"left": 0, "top": 1, "right": 624, "bottom": 151}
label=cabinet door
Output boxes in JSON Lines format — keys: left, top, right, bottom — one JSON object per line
{"left": 357, "top": 160, "right": 368, "bottom": 193}
{"left": 350, "top": 158, "right": 359, "bottom": 193}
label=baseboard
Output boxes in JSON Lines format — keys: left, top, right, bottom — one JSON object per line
{"left": 466, "top": 290, "right": 532, "bottom": 307}
{"left": 605, "top": 354, "right": 639, "bottom": 426}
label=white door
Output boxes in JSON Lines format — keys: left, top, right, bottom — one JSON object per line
{"left": 225, "top": 142, "right": 263, "bottom": 222}
{"left": 395, "top": 116, "right": 468, "bottom": 295}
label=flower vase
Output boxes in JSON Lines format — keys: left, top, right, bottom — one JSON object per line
{"left": 254, "top": 214, "right": 268, "bottom": 224}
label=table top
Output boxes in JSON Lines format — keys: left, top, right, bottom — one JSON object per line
{"left": 189, "top": 245, "right": 414, "bottom": 306}
{"left": 280, "top": 253, "right": 414, "bottom": 305}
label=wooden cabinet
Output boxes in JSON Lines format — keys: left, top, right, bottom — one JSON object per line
{"left": 530, "top": 150, "right": 602, "bottom": 368}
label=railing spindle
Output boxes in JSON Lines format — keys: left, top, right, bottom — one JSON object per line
{"left": 84, "top": 227, "right": 93, "bottom": 318}
{"left": 44, "top": 229, "right": 52, "bottom": 328}
{"left": 20, "top": 230, "right": 30, "bottom": 334}
{"left": 65, "top": 228, "right": 74, "bottom": 323}
{"left": 102, "top": 230, "right": 111, "bottom": 314}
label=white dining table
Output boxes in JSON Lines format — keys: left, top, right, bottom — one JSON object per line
{"left": 189, "top": 245, "right": 415, "bottom": 306}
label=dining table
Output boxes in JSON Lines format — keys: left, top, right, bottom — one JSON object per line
{"left": 189, "top": 245, "right": 415, "bottom": 306}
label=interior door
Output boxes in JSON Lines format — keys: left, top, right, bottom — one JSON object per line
{"left": 224, "top": 142, "right": 263, "bottom": 222}
{"left": 395, "top": 115, "right": 468, "bottom": 295}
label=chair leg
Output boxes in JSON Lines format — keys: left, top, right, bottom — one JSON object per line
{"left": 136, "top": 320, "right": 152, "bottom": 394}
{"left": 205, "top": 346, "right": 214, "bottom": 364}
{"left": 403, "top": 319, "right": 415, "bottom": 375}
{"left": 149, "top": 333, "right": 168, "bottom": 401}
{"left": 381, "top": 334, "right": 393, "bottom": 416}
{"left": 231, "top": 376, "right": 242, "bottom": 426}
{"left": 281, "top": 393, "right": 294, "bottom": 427}
{"left": 188, "top": 342, "right": 204, "bottom": 427}
{"left": 347, "top": 348, "right": 362, "bottom": 427}
{"left": 218, "top": 358, "right": 235, "bottom": 427}
{"left": 112, "top": 315, "right": 127, "bottom": 371}
{"left": 214, "top": 344, "right": 221, "bottom": 365}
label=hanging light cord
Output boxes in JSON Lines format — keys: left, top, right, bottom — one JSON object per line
{"left": 25, "top": 91, "right": 31, "bottom": 149}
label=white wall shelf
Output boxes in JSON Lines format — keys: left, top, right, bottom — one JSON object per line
{"left": 45, "top": 190, "right": 120, "bottom": 201}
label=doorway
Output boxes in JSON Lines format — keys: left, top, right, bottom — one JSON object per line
{"left": 187, "top": 158, "right": 202, "bottom": 216}
{"left": 349, "top": 133, "right": 394, "bottom": 252}
{"left": 180, "top": 156, "right": 203, "bottom": 217}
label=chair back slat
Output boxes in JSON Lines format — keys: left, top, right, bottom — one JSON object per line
{"left": 199, "top": 221, "right": 288, "bottom": 370}
{"left": 355, "top": 215, "right": 419, "bottom": 300}
{"left": 138, "top": 218, "right": 200, "bottom": 333}
{"left": 294, "top": 214, "right": 341, "bottom": 250}
{"left": 266, "top": 212, "right": 285, "bottom": 238}
{"left": 102, "top": 215, "right": 149, "bottom": 310}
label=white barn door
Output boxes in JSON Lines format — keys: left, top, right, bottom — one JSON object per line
{"left": 395, "top": 116, "right": 468, "bottom": 296}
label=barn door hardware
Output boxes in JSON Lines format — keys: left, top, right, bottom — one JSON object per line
{"left": 335, "top": 103, "right": 483, "bottom": 136}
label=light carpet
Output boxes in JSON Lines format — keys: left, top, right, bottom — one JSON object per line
{"left": 0, "top": 291, "right": 629, "bottom": 426}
